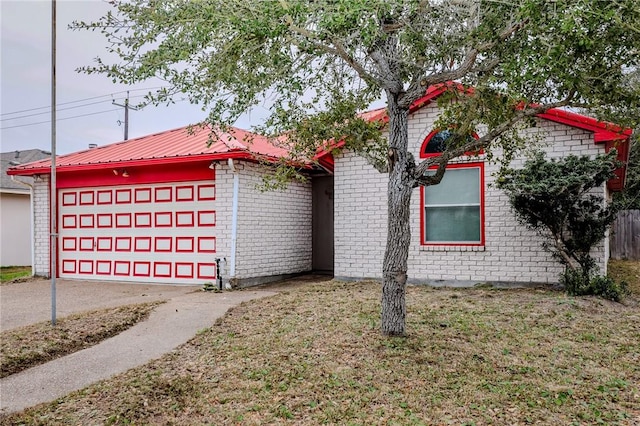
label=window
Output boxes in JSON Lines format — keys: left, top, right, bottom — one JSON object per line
{"left": 422, "top": 129, "right": 479, "bottom": 156}
{"left": 420, "top": 130, "right": 484, "bottom": 246}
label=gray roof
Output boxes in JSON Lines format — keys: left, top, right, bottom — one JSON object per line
{"left": 1, "top": 149, "right": 51, "bottom": 191}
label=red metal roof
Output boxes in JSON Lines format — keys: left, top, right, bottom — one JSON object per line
{"left": 8, "top": 125, "right": 291, "bottom": 176}
{"left": 8, "top": 85, "right": 632, "bottom": 190}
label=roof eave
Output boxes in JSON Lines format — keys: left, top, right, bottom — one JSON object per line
{"left": 6, "top": 151, "right": 291, "bottom": 176}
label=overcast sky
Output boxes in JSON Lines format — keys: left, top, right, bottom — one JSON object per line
{"left": 0, "top": 0, "right": 267, "bottom": 156}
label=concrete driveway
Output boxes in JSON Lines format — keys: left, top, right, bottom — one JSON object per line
{"left": 0, "top": 278, "right": 200, "bottom": 331}
{"left": 0, "top": 277, "right": 278, "bottom": 413}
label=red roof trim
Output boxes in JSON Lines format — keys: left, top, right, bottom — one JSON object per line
{"left": 317, "top": 83, "right": 631, "bottom": 191}
{"left": 371, "top": 83, "right": 631, "bottom": 145}
{"left": 537, "top": 108, "right": 632, "bottom": 142}
{"left": 7, "top": 151, "right": 270, "bottom": 176}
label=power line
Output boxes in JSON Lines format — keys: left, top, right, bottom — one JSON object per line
{"left": 0, "top": 108, "right": 122, "bottom": 130}
{"left": 1, "top": 99, "right": 109, "bottom": 121}
{"left": 0, "top": 86, "right": 167, "bottom": 117}
{"left": 0, "top": 94, "right": 149, "bottom": 122}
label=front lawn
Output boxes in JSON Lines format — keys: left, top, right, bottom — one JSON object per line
{"left": 0, "top": 302, "right": 163, "bottom": 378}
{"left": 2, "top": 280, "right": 638, "bottom": 425}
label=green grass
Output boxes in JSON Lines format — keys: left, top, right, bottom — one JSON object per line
{"left": 2, "top": 280, "right": 638, "bottom": 425}
{"left": 0, "top": 266, "right": 31, "bottom": 283}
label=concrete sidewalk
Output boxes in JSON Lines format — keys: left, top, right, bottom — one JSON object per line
{"left": 0, "top": 289, "right": 276, "bottom": 414}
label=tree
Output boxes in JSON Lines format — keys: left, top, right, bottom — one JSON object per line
{"left": 495, "top": 152, "right": 621, "bottom": 283}
{"left": 75, "top": 0, "right": 640, "bottom": 336}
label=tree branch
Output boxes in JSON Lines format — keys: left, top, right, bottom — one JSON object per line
{"left": 424, "top": 48, "right": 480, "bottom": 87}
{"left": 285, "top": 22, "right": 381, "bottom": 88}
{"left": 418, "top": 20, "right": 528, "bottom": 93}
{"left": 368, "top": 47, "right": 403, "bottom": 92}
{"left": 413, "top": 91, "right": 577, "bottom": 183}
{"left": 552, "top": 233, "right": 578, "bottom": 270}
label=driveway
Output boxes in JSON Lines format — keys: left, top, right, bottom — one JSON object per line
{"left": 0, "top": 278, "right": 200, "bottom": 331}
{"left": 0, "top": 278, "right": 279, "bottom": 413}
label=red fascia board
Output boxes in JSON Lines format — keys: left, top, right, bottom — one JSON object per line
{"left": 320, "top": 84, "right": 631, "bottom": 190}
{"left": 537, "top": 109, "right": 631, "bottom": 142}
{"left": 605, "top": 138, "right": 631, "bottom": 192}
{"left": 316, "top": 153, "right": 335, "bottom": 172}
{"left": 6, "top": 151, "right": 281, "bottom": 176}
{"left": 408, "top": 84, "right": 464, "bottom": 115}
{"left": 372, "top": 84, "right": 453, "bottom": 125}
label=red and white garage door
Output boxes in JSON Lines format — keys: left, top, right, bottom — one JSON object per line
{"left": 58, "top": 181, "right": 217, "bottom": 285}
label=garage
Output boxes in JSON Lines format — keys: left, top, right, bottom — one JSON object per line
{"left": 58, "top": 181, "right": 217, "bottom": 284}
{"left": 8, "top": 124, "right": 319, "bottom": 287}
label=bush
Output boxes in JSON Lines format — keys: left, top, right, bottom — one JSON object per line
{"left": 496, "top": 152, "right": 620, "bottom": 283}
{"left": 561, "top": 269, "right": 630, "bottom": 302}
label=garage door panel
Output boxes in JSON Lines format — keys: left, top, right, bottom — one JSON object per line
{"left": 59, "top": 181, "right": 217, "bottom": 285}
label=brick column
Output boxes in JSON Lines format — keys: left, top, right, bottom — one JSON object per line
{"left": 32, "top": 175, "right": 51, "bottom": 277}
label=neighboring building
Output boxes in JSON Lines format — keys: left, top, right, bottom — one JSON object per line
{"left": 7, "top": 128, "right": 332, "bottom": 286}
{"left": 7, "top": 87, "right": 631, "bottom": 287}
{"left": 1, "top": 149, "right": 51, "bottom": 268}
{"left": 324, "top": 86, "right": 631, "bottom": 285}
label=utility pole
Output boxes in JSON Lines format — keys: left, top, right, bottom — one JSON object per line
{"left": 112, "top": 91, "right": 140, "bottom": 140}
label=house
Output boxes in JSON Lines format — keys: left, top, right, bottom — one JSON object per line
{"left": 6, "top": 127, "right": 333, "bottom": 286}
{"left": 323, "top": 86, "right": 631, "bottom": 285}
{"left": 7, "top": 87, "right": 631, "bottom": 287}
{"left": 1, "top": 149, "right": 51, "bottom": 268}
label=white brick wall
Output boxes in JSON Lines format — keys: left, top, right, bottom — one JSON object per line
{"left": 334, "top": 151, "right": 387, "bottom": 279}
{"left": 335, "top": 104, "right": 608, "bottom": 284}
{"left": 229, "top": 162, "right": 312, "bottom": 281}
{"left": 33, "top": 175, "right": 50, "bottom": 277}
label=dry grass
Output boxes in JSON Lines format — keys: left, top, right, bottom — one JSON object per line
{"left": 609, "top": 260, "right": 640, "bottom": 295}
{"left": 3, "top": 280, "right": 639, "bottom": 426}
{"left": 0, "top": 302, "right": 162, "bottom": 378}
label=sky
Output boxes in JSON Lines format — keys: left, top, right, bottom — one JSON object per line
{"left": 0, "top": 0, "right": 267, "bottom": 156}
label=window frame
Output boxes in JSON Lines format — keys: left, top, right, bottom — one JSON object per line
{"left": 419, "top": 130, "right": 485, "bottom": 247}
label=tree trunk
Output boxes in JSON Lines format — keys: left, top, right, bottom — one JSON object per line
{"left": 381, "top": 97, "right": 413, "bottom": 336}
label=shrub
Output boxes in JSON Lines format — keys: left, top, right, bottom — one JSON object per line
{"left": 561, "top": 269, "right": 629, "bottom": 302}
{"left": 497, "top": 152, "right": 622, "bottom": 292}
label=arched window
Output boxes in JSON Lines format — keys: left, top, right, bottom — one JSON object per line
{"left": 421, "top": 129, "right": 479, "bottom": 157}
{"left": 420, "top": 129, "right": 484, "bottom": 246}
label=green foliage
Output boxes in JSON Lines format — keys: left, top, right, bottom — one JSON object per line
{"left": 202, "top": 282, "right": 219, "bottom": 292}
{"left": 496, "top": 152, "right": 621, "bottom": 280}
{"left": 72, "top": 0, "right": 640, "bottom": 175}
{"left": 561, "top": 269, "right": 630, "bottom": 302}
